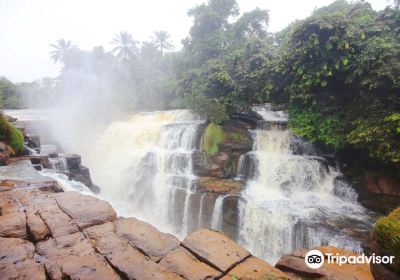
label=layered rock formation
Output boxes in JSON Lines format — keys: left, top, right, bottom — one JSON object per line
{"left": 0, "top": 180, "right": 292, "bottom": 280}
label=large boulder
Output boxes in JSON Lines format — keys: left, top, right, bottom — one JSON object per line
{"left": 59, "top": 255, "right": 119, "bottom": 280}
{"left": 0, "top": 237, "right": 46, "bottom": 280}
{"left": 160, "top": 247, "right": 221, "bottom": 280}
{"left": 54, "top": 191, "right": 116, "bottom": 229}
{"left": 84, "top": 222, "right": 183, "bottom": 279}
{"left": 368, "top": 208, "right": 400, "bottom": 279}
{"left": 0, "top": 192, "right": 27, "bottom": 238}
{"left": 222, "top": 256, "right": 291, "bottom": 280}
{"left": 276, "top": 246, "right": 375, "bottom": 280}
{"left": 29, "top": 155, "right": 51, "bottom": 169}
{"left": 114, "top": 217, "right": 180, "bottom": 261}
{"left": 182, "top": 229, "right": 250, "bottom": 272}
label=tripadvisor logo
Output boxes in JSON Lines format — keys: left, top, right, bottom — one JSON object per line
{"left": 305, "top": 250, "right": 325, "bottom": 269}
{"left": 305, "top": 249, "right": 395, "bottom": 269}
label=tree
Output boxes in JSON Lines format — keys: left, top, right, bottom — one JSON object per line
{"left": 111, "top": 31, "right": 139, "bottom": 61}
{"left": 151, "top": 31, "right": 174, "bottom": 54}
{"left": 49, "top": 39, "right": 74, "bottom": 64}
{"left": 232, "top": 8, "right": 270, "bottom": 43}
{"left": 178, "top": 0, "right": 273, "bottom": 123}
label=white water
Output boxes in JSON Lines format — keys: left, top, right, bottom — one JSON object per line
{"left": 211, "top": 195, "right": 225, "bottom": 230}
{"left": 6, "top": 108, "right": 375, "bottom": 265}
{"left": 87, "top": 110, "right": 204, "bottom": 236}
{"left": 237, "top": 109, "right": 373, "bottom": 264}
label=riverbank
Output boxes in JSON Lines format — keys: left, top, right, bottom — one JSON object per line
{"left": 0, "top": 110, "right": 396, "bottom": 280}
{"left": 0, "top": 161, "right": 381, "bottom": 280}
{"left": 0, "top": 161, "right": 289, "bottom": 279}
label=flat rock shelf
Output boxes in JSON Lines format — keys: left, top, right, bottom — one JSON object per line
{"left": 0, "top": 181, "right": 291, "bottom": 280}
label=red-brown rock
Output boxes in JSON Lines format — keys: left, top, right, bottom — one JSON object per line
{"left": 223, "top": 256, "right": 292, "bottom": 280}
{"left": 54, "top": 191, "right": 117, "bottom": 229}
{"left": 182, "top": 229, "right": 250, "bottom": 272}
{"left": 84, "top": 222, "right": 183, "bottom": 279}
{"left": 106, "top": 242, "right": 183, "bottom": 280}
{"left": 0, "top": 211, "right": 27, "bottom": 238}
{"left": 115, "top": 217, "right": 180, "bottom": 261}
{"left": 0, "top": 237, "right": 46, "bottom": 280}
{"left": 365, "top": 172, "right": 400, "bottom": 197}
{"left": 60, "top": 255, "right": 119, "bottom": 280}
{"left": 276, "top": 246, "right": 375, "bottom": 280}
{"left": 26, "top": 208, "right": 50, "bottom": 241}
{"left": 160, "top": 247, "right": 221, "bottom": 280}
{"left": 83, "top": 222, "right": 125, "bottom": 255}
{"left": 275, "top": 255, "right": 325, "bottom": 277}
{"left": 35, "top": 194, "right": 79, "bottom": 237}
{"left": 198, "top": 177, "right": 243, "bottom": 193}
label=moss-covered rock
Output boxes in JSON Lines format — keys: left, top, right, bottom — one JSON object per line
{"left": 202, "top": 123, "right": 224, "bottom": 155}
{"left": 199, "top": 121, "right": 253, "bottom": 178}
{"left": 373, "top": 208, "right": 400, "bottom": 272}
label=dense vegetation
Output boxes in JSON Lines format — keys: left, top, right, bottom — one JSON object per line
{"left": 0, "top": 77, "right": 23, "bottom": 108}
{"left": 1, "top": 0, "right": 399, "bottom": 170}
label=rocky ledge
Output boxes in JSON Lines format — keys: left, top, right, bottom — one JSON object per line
{"left": 0, "top": 182, "right": 291, "bottom": 280}
{"left": 275, "top": 246, "right": 386, "bottom": 280}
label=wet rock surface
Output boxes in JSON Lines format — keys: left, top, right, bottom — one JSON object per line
{"left": 114, "top": 217, "right": 180, "bottom": 261}
{"left": 0, "top": 174, "right": 293, "bottom": 280}
{"left": 182, "top": 229, "right": 250, "bottom": 272}
{"left": 276, "top": 246, "right": 375, "bottom": 280}
{"left": 160, "top": 247, "right": 221, "bottom": 280}
{"left": 221, "top": 256, "right": 291, "bottom": 280}
{"left": 198, "top": 176, "right": 243, "bottom": 194}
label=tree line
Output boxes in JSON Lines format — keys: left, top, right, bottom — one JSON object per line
{"left": 1, "top": 0, "right": 399, "bottom": 170}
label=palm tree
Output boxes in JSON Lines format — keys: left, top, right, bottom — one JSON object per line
{"left": 111, "top": 31, "right": 139, "bottom": 61}
{"left": 151, "top": 31, "right": 174, "bottom": 54}
{"left": 49, "top": 39, "right": 74, "bottom": 64}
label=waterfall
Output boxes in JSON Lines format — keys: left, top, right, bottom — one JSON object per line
{"left": 87, "top": 110, "right": 205, "bottom": 236}
{"left": 49, "top": 157, "right": 67, "bottom": 172}
{"left": 237, "top": 107, "right": 374, "bottom": 264}
{"left": 211, "top": 195, "right": 225, "bottom": 230}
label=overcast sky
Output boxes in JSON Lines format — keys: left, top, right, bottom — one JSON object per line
{"left": 0, "top": 0, "right": 390, "bottom": 82}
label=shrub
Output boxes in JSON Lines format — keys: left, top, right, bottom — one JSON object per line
{"left": 0, "top": 112, "right": 25, "bottom": 155}
{"left": 373, "top": 208, "right": 400, "bottom": 270}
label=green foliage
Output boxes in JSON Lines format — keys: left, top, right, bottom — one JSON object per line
{"left": 178, "top": 0, "right": 271, "bottom": 123}
{"left": 0, "top": 77, "right": 23, "bottom": 109}
{"left": 265, "top": 1, "right": 400, "bottom": 166}
{"left": 0, "top": 113, "right": 25, "bottom": 155}
{"left": 289, "top": 107, "right": 346, "bottom": 149}
{"left": 373, "top": 208, "right": 400, "bottom": 270}
{"left": 202, "top": 123, "right": 224, "bottom": 155}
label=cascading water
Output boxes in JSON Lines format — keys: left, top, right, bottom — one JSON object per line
{"left": 87, "top": 110, "right": 205, "bottom": 236}
{"left": 237, "top": 106, "right": 374, "bottom": 264}
{"left": 6, "top": 107, "right": 376, "bottom": 266}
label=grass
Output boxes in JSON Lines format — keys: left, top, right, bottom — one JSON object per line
{"left": 0, "top": 112, "right": 25, "bottom": 155}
